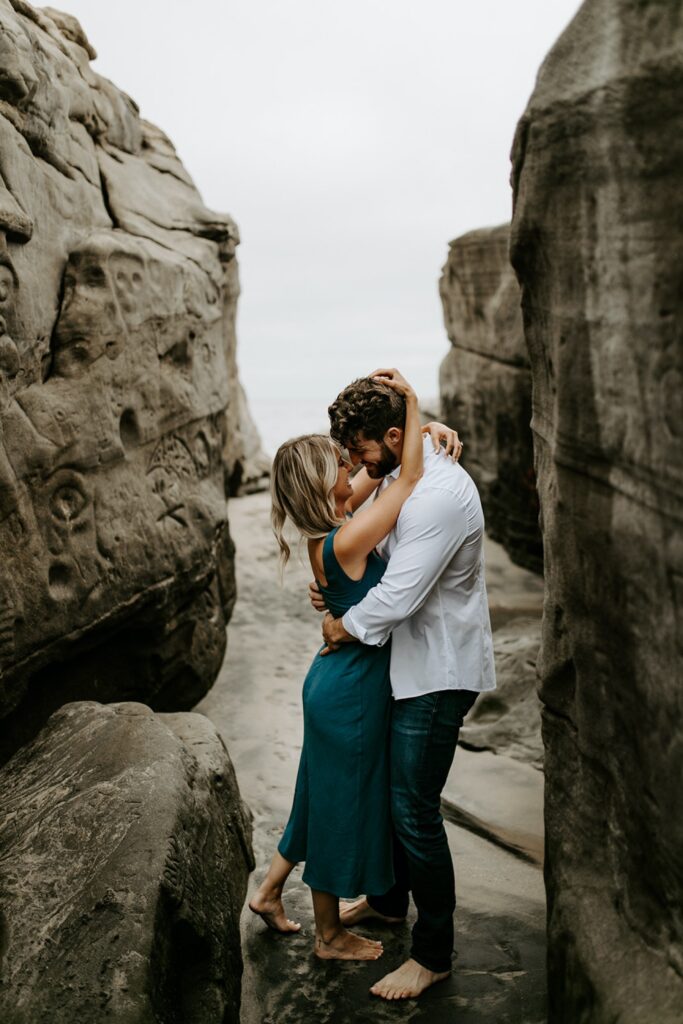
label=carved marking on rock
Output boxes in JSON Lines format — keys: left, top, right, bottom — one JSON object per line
{"left": 0, "top": 590, "right": 15, "bottom": 663}
{"left": 162, "top": 833, "right": 185, "bottom": 904}
{"left": 39, "top": 468, "right": 113, "bottom": 604}
{"left": 147, "top": 434, "right": 197, "bottom": 481}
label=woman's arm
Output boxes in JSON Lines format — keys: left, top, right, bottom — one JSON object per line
{"left": 334, "top": 368, "right": 423, "bottom": 573}
{"left": 345, "top": 466, "right": 382, "bottom": 513}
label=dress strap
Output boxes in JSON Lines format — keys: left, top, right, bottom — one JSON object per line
{"left": 322, "top": 526, "right": 342, "bottom": 581}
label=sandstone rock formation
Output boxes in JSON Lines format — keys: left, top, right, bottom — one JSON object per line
{"left": 0, "top": 700, "right": 254, "bottom": 1024}
{"left": 229, "top": 381, "right": 271, "bottom": 495}
{"left": 439, "top": 224, "right": 542, "bottom": 574}
{"left": 510, "top": 1, "right": 683, "bottom": 1019}
{"left": 0, "top": 1, "right": 265, "bottom": 760}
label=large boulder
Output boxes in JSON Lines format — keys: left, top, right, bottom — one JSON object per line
{"left": 0, "top": 700, "right": 254, "bottom": 1024}
{"left": 510, "top": 1, "right": 683, "bottom": 1020}
{"left": 439, "top": 224, "right": 541, "bottom": 573}
{"left": 0, "top": 1, "right": 265, "bottom": 760}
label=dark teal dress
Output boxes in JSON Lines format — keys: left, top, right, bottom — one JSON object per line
{"left": 278, "top": 526, "right": 394, "bottom": 898}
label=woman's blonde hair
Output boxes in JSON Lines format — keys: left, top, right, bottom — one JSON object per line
{"left": 271, "top": 434, "right": 344, "bottom": 568}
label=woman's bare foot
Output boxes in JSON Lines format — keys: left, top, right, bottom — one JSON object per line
{"left": 369, "top": 958, "right": 450, "bottom": 999}
{"left": 339, "top": 897, "right": 406, "bottom": 928}
{"left": 315, "top": 928, "right": 384, "bottom": 961}
{"left": 248, "top": 889, "right": 301, "bottom": 934}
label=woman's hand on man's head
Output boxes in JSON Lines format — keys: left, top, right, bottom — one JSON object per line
{"left": 369, "top": 368, "right": 416, "bottom": 402}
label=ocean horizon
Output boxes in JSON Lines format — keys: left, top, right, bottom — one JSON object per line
{"left": 249, "top": 397, "right": 330, "bottom": 458}
{"left": 250, "top": 394, "right": 440, "bottom": 458}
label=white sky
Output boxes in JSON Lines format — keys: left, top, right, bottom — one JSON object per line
{"left": 54, "top": 0, "right": 581, "bottom": 450}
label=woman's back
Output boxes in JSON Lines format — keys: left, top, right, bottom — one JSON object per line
{"left": 312, "top": 527, "right": 386, "bottom": 620}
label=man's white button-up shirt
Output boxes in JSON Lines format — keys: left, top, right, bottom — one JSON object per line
{"left": 342, "top": 438, "right": 496, "bottom": 700}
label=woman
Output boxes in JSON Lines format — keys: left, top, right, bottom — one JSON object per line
{"left": 249, "top": 369, "right": 459, "bottom": 961}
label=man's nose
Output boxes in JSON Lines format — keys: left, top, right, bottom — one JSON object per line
{"left": 348, "top": 452, "right": 361, "bottom": 466}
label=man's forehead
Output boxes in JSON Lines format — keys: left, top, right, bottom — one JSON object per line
{"left": 346, "top": 433, "right": 375, "bottom": 452}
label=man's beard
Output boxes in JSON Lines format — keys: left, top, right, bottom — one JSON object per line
{"left": 365, "top": 441, "right": 399, "bottom": 479}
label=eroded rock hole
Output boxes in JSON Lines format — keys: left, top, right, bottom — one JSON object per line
{"left": 119, "top": 408, "right": 140, "bottom": 450}
{"left": 48, "top": 563, "right": 73, "bottom": 600}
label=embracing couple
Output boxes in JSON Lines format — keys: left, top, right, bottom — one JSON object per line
{"left": 249, "top": 369, "right": 495, "bottom": 1001}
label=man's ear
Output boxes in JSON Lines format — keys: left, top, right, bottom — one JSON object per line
{"left": 384, "top": 427, "right": 403, "bottom": 450}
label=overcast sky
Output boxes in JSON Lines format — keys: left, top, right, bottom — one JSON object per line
{"left": 57, "top": 0, "right": 581, "bottom": 451}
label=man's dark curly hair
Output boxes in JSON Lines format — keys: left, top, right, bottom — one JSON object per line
{"left": 328, "top": 377, "right": 406, "bottom": 446}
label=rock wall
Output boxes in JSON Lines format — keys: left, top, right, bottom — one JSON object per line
{"left": 510, "top": 1, "right": 683, "bottom": 1020}
{"left": 439, "top": 224, "right": 541, "bottom": 574}
{"left": 0, "top": 700, "right": 254, "bottom": 1024}
{"left": 0, "top": 0, "right": 265, "bottom": 759}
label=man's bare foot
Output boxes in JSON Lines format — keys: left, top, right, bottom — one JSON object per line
{"left": 369, "top": 958, "right": 450, "bottom": 999}
{"left": 339, "top": 897, "right": 406, "bottom": 928}
{"left": 315, "top": 928, "right": 384, "bottom": 961}
{"left": 248, "top": 890, "right": 301, "bottom": 934}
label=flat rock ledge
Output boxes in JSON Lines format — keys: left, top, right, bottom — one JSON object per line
{"left": 0, "top": 700, "right": 255, "bottom": 1024}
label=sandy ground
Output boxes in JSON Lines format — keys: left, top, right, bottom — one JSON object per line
{"left": 197, "top": 491, "right": 546, "bottom": 1024}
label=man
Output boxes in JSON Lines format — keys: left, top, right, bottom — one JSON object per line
{"left": 311, "top": 372, "right": 496, "bottom": 1000}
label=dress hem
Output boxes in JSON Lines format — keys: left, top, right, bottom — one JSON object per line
{"left": 301, "top": 868, "right": 395, "bottom": 900}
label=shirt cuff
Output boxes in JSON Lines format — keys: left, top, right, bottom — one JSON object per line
{"left": 342, "top": 609, "right": 390, "bottom": 647}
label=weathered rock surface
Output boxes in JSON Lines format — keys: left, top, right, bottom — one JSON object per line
{"left": 0, "top": 0, "right": 266, "bottom": 759}
{"left": 510, "top": 1, "right": 683, "bottom": 1020}
{"left": 459, "top": 617, "right": 542, "bottom": 767}
{"left": 0, "top": 700, "right": 254, "bottom": 1024}
{"left": 439, "top": 224, "right": 542, "bottom": 574}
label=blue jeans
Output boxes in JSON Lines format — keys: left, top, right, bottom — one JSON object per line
{"left": 367, "top": 688, "right": 479, "bottom": 973}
